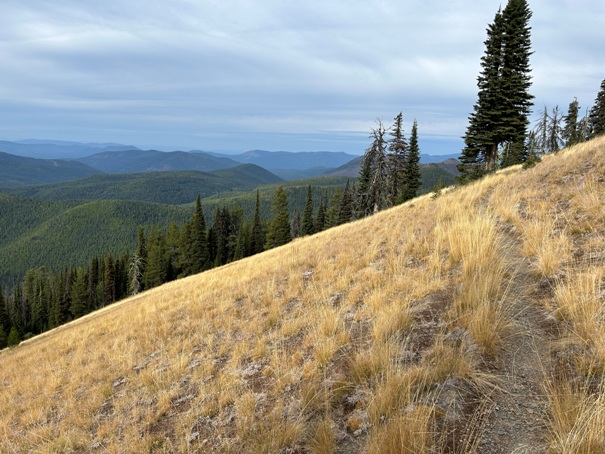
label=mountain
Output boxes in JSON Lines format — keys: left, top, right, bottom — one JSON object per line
{"left": 0, "top": 151, "right": 102, "bottom": 187}
{"left": 5, "top": 164, "right": 282, "bottom": 204}
{"left": 2, "top": 137, "right": 603, "bottom": 452}
{"left": 324, "top": 155, "right": 459, "bottom": 189}
{"left": 78, "top": 149, "right": 241, "bottom": 173}
{"left": 206, "top": 149, "right": 359, "bottom": 171}
{"left": 324, "top": 155, "right": 461, "bottom": 178}
{"left": 0, "top": 139, "right": 140, "bottom": 159}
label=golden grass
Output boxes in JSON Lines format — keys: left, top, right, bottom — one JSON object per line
{"left": 1, "top": 136, "right": 605, "bottom": 452}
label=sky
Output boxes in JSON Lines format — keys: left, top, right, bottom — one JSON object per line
{"left": 0, "top": 1, "right": 603, "bottom": 156}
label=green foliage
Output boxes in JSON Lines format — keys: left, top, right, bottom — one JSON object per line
{"left": 7, "top": 326, "right": 20, "bottom": 347}
{"left": 0, "top": 326, "right": 6, "bottom": 349}
{"left": 459, "top": 0, "right": 533, "bottom": 180}
{"left": 400, "top": 120, "right": 421, "bottom": 202}
{"left": 5, "top": 165, "right": 282, "bottom": 204}
{"left": 266, "top": 186, "right": 292, "bottom": 248}
{"left": 301, "top": 185, "right": 315, "bottom": 236}
{"left": 589, "top": 78, "right": 605, "bottom": 138}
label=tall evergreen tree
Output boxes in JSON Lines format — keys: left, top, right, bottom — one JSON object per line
{"left": 338, "top": 180, "right": 353, "bottom": 225}
{"left": 589, "top": 78, "right": 605, "bottom": 138}
{"left": 265, "top": 186, "right": 291, "bottom": 249}
{"left": 251, "top": 190, "right": 265, "bottom": 254}
{"left": 301, "top": 185, "right": 315, "bottom": 236}
{"left": 190, "top": 195, "right": 209, "bottom": 273}
{"left": 7, "top": 326, "right": 20, "bottom": 347}
{"left": 401, "top": 120, "right": 421, "bottom": 202}
{"left": 314, "top": 192, "right": 327, "bottom": 232}
{"left": 103, "top": 253, "right": 115, "bottom": 306}
{"left": 459, "top": 0, "right": 533, "bottom": 180}
{"left": 563, "top": 98, "right": 582, "bottom": 147}
{"left": 291, "top": 210, "right": 301, "bottom": 239}
{"left": 70, "top": 267, "right": 90, "bottom": 319}
{"left": 387, "top": 112, "right": 408, "bottom": 204}
{"left": 0, "top": 285, "right": 9, "bottom": 334}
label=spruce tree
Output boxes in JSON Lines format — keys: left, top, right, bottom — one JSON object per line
{"left": 589, "top": 78, "right": 605, "bottom": 138}
{"left": 291, "top": 210, "right": 301, "bottom": 239}
{"left": 301, "top": 185, "right": 315, "bottom": 236}
{"left": 190, "top": 194, "right": 209, "bottom": 273}
{"left": 563, "top": 98, "right": 582, "bottom": 147}
{"left": 401, "top": 120, "right": 421, "bottom": 201}
{"left": 338, "top": 179, "right": 353, "bottom": 225}
{"left": 314, "top": 192, "right": 327, "bottom": 232}
{"left": 251, "top": 190, "right": 265, "bottom": 254}
{"left": 0, "top": 285, "right": 9, "bottom": 334}
{"left": 7, "top": 326, "right": 20, "bottom": 347}
{"left": 459, "top": 0, "right": 533, "bottom": 180}
{"left": 265, "top": 186, "right": 291, "bottom": 248}
{"left": 387, "top": 112, "right": 408, "bottom": 204}
{"left": 0, "top": 326, "right": 6, "bottom": 349}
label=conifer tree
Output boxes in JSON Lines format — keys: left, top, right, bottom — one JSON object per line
{"left": 190, "top": 194, "right": 209, "bottom": 273}
{"left": 563, "top": 98, "right": 582, "bottom": 147}
{"left": 251, "top": 190, "right": 265, "bottom": 254}
{"left": 459, "top": 0, "right": 533, "bottom": 180}
{"left": 103, "top": 253, "right": 115, "bottom": 306}
{"left": 338, "top": 179, "right": 353, "bottom": 225}
{"left": 326, "top": 188, "right": 342, "bottom": 227}
{"left": 387, "top": 112, "right": 408, "bottom": 204}
{"left": 291, "top": 210, "right": 301, "bottom": 239}
{"left": 7, "top": 326, "right": 20, "bottom": 347}
{"left": 0, "top": 285, "right": 9, "bottom": 335}
{"left": 0, "top": 326, "right": 6, "bottom": 349}
{"left": 589, "top": 78, "right": 605, "bottom": 138}
{"left": 265, "top": 186, "right": 291, "bottom": 248}
{"left": 301, "top": 185, "right": 315, "bottom": 236}
{"left": 401, "top": 120, "right": 421, "bottom": 202}
{"left": 314, "top": 192, "right": 327, "bottom": 232}
{"left": 70, "top": 267, "right": 89, "bottom": 318}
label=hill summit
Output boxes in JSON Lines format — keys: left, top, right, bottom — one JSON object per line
{"left": 1, "top": 138, "right": 605, "bottom": 452}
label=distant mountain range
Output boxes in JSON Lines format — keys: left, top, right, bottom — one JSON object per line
{"left": 0, "top": 151, "right": 101, "bottom": 187}
{"left": 0, "top": 139, "right": 461, "bottom": 186}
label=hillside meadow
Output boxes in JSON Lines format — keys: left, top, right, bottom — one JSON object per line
{"left": 1, "top": 137, "right": 604, "bottom": 452}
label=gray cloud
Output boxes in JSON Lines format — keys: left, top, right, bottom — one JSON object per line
{"left": 0, "top": 0, "right": 603, "bottom": 154}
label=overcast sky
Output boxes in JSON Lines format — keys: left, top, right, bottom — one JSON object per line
{"left": 1, "top": 1, "right": 603, "bottom": 155}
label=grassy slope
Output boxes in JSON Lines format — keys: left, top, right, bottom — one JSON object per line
{"left": 1, "top": 138, "right": 605, "bottom": 452}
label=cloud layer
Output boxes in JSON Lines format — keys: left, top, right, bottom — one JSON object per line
{"left": 1, "top": 0, "right": 603, "bottom": 154}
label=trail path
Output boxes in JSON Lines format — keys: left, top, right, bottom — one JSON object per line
{"left": 475, "top": 231, "right": 553, "bottom": 453}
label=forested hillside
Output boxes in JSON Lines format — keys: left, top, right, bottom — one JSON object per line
{"left": 0, "top": 152, "right": 101, "bottom": 187}
{"left": 5, "top": 165, "right": 282, "bottom": 204}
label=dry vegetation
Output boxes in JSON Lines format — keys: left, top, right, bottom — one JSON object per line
{"left": 1, "top": 137, "right": 604, "bottom": 453}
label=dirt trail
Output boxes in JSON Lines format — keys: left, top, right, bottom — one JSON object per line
{"left": 474, "top": 233, "right": 554, "bottom": 453}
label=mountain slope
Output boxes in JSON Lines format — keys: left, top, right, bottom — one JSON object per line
{"left": 78, "top": 149, "right": 241, "bottom": 173}
{"left": 0, "top": 151, "right": 101, "bottom": 187}
{"left": 5, "top": 164, "right": 282, "bottom": 204}
{"left": 1, "top": 138, "right": 605, "bottom": 452}
{"left": 207, "top": 149, "right": 359, "bottom": 170}
{"left": 0, "top": 139, "right": 140, "bottom": 159}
